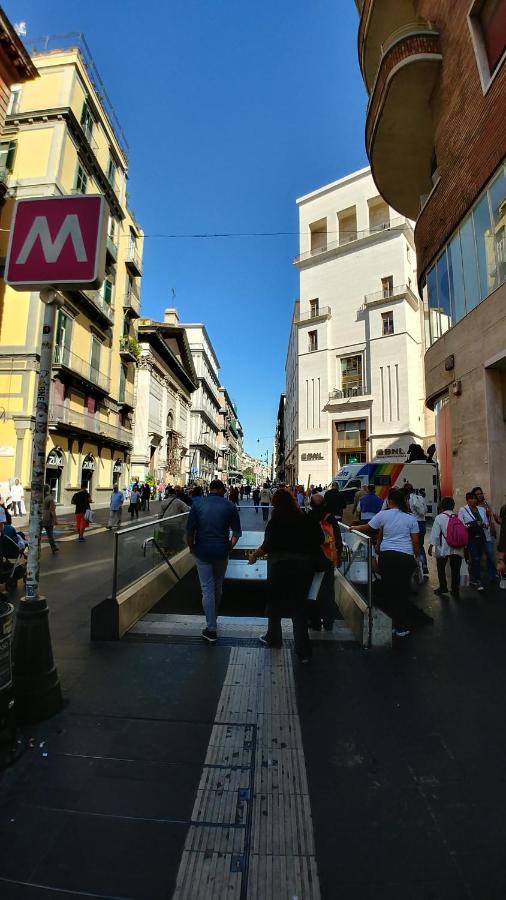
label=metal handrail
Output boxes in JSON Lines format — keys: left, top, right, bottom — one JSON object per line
{"left": 53, "top": 345, "right": 111, "bottom": 392}
{"left": 329, "top": 386, "right": 368, "bottom": 400}
{"left": 49, "top": 403, "right": 133, "bottom": 444}
{"left": 294, "top": 305, "right": 331, "bottom": 323}
{"left": 364, "top": 283, "right": 412, "bottom": 304}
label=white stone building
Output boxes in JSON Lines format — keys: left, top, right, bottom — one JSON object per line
{"left": 182, "top": 323, "right": 222, "bottom": 484}
{"left": 131, "top": 310, "right": 198, "bottom": 484}
{"left": 285, "top": 167, "right": 434, "bottom": 487}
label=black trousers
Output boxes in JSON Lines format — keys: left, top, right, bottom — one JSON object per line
{"left": 261, "top": 503, "right": 269, "bottom": 521}
{"left": 378, "top": 550, "right": 415, "bottom": 629}
{"left": 266, "top": 610, "right": 311, "bottom": 659}
{"left": 436, "top": 554, "right": 462, "bottom": 597}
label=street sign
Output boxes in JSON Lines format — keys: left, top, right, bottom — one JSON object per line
{"left": 5, "top": 194, "right": 108, "bottom": 290}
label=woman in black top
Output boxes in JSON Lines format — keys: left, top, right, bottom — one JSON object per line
{"left": 249, "top": 488, "right": 323, "bottom": 661}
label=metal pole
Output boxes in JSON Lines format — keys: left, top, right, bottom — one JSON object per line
{"left": 13, "top": 289, "right": 63, "bottom": 722}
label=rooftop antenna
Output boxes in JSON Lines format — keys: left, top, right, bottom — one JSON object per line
{"left": 171, "top": 288, "right": 176, "bottom": 304}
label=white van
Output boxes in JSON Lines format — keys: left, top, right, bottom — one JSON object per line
{"left": 334, "top": 459, "right": 438, "bottom": 516}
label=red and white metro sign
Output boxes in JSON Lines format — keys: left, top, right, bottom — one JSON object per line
{"left": 5, "top": 195, "right": 108, "bottom": 290}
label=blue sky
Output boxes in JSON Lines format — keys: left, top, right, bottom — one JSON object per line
{"left": 5, "top": 0, "right": 369, "bottom": 459}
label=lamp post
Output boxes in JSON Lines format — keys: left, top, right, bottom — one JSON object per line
{"left": 13, "top": 289, "right": 63, "bottom": 721}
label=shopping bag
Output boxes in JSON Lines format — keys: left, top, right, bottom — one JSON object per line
{"left": 84, "top": 508, "right": 93, "bottom": 524}
{"left": 460, "top": 559, "right": 470, "bottom": 588}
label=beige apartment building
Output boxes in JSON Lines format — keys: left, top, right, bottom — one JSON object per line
{"left": 0, "top": 37, "right": 143, "bottom": 503}
{"left": 218, "top": 387, "right": 244, "bottom": 484}
{"left": 131, "top": 310, "right": 198, "bottom": 485}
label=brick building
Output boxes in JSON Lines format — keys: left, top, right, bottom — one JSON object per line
{"left": 356, "top": 0, "right": 506, "bottom": 508}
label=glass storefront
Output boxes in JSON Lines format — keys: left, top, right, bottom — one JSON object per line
{"left": 426, "top": 162, "right": 506, "bottom": 345}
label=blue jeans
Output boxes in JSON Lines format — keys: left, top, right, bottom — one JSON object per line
{"left": 468, "top": 538, "right": 496, "bottom": 583}
{"left": 195, "top": 556, "right": 229, "bottom": 630}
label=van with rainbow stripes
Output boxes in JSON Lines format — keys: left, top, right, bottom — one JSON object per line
{"left": 334, "top": 460, "right": 439, "bottom": 516}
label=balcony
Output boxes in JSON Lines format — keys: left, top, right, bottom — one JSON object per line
{"left": 326, "top": 386, "right": 371, "bottom": 405}
{"left": 106, "top": 235, "right": 118, "bottom": 262}
{"left": 358, "top": 0, "right": 424, "bottom": 89}
{"left": 294, "top": 305, "right": 331, "bottom": 325}
{"left": 49, "top": 403, "right": 133, "bottom": 447}
{"left": 366, "top": 24, "right": 442, "bottom": 220}
{"left": 119, "top": 383, "right": 135, "bottom": 408}
{"left": 363, "top": 283, "right": 419, "bottom": 310}
{"left": 119, "top": 335, "right": 140, "bottom": 363}
{"left": 294, "top": 217, "right": 407, "bottom": 266}
{"left": 123, "top": 282, "right": 140, "bottom": 318}
{"left": 125, "top": 244, "right": 143, "bottom": 277}
{"left": 53, "top": 345, "right": 111, "bottom": 395}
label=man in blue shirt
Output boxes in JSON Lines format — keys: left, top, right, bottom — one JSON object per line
{"left": 107, "top": 485, "right": 124, "bottom": 530}
{"left": 357, "top": 484, "right": 383, "bottom": 522}
{"left": 186, "top": 479, "right": 242, "bottom": 642}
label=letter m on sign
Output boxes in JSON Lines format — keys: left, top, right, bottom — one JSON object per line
{"left": 5, "top": 195, "right": 108, "bottom": 290}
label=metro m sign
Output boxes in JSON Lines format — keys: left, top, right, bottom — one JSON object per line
{"left": 5, "top": 195, "right": 108, "bottom": 290}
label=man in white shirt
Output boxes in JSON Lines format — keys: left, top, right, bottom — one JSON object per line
{"left": 11, "top": 478, "right": 24, "bottom": 516}
{"left": 406, "top": 484, "right": 428, "bottom": 574}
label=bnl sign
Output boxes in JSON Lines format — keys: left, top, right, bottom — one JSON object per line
{"left": 5, "top": 195, "right": 108, "bottom": 290}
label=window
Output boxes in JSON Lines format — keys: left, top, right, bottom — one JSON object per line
{"left": 101, "top": 279, "right": 113, "bottom": 305}
{"left": 7, "top": 88, "right": 20, "bottom": 115}
{"left": 90, "top": 337, "right": 101, "bottom": 380}
{"left": 80, "top": 101, "right": 94, "bottom": 141}
{"left": 382, "top": 311, "right": 394, "bottom": 335}
{"left": 107, "top": 155, "right": 117, "bottom": 187}
{"left": 74, "top": 163, "right": 88, "bottom": 194}
{"left": 469, "top": 0, "right": 506, "bottom": 88}
{"left": 108, "top": 216, "right": 116, "bottom": 242}
{"left": 341, "top": 355, "right": 363, "bottom": 395}
{"left": 309, "top": 218, "right": 327, "bottom": 253}
{"left": 119, "top": 364, "right": 127, "bottom": 404}
{"left": 338, "top": 206, "right": 357, "bottom": 244}
{"left": 55, "top": 311, "right": 71, "bottom": 364}
{"left": 0, "top": 140, "right": 17, "bottom": 172}
{"left": 381, "top": 275, "right": 394, "bottom": 297}
{"left": 310, "top": 298, "right": 319, "bottom": 317}
{"left": 308, "top": 330, "right": 318, "bottom": 352}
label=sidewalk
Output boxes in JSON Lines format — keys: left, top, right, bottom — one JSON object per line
{"left": 1, "top": 546, "right": 506, "bottom": 898}
{"left": 13, "top": 500, "right": 162, "bottom": 545}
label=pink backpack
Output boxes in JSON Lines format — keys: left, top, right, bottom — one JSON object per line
{"left": 445, "top": 514, "right": 468, "bottom": 549}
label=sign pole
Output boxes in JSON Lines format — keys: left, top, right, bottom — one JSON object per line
{"left": 13, "top": 289, "right": 63, "bottom": 722}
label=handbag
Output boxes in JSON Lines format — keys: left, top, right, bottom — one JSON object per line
{"left": 460, "top": 559, "right": 470, "bottom": 588}
{"left": 84, "top": 508, "right": 93, "bottom": 524}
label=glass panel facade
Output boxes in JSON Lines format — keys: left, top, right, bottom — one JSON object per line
{"left": 426, "top": 163, "right": 506, "bottom": 346}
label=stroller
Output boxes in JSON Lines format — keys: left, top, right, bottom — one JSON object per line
{"left": 0, "top": 533, "right": 27, "bottom": 592}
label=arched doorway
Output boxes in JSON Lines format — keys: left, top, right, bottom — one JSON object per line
{"left": 112, "top": 458, "right": 123, "bottom": 487}
{"left": 46, "top": 447, "right": 65, "bottom": 503}
{"left": 81, "top": 453, "right": 96, "bottom": 493}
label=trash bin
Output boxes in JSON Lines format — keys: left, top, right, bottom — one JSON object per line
{"left": 0, "top": 599, "right": 15, "bottom": 743}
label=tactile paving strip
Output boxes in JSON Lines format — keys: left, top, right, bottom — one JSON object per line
{"left": 172, "top": 647, "right": 321, "bottom": 900}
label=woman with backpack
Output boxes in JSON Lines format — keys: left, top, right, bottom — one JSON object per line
{"left": 428, "top": 497, "right": 467, "bottom": 599}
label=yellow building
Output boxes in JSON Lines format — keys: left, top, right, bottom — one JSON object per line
{"left": 0, "top": 36, "right": 143, "bottom": 505}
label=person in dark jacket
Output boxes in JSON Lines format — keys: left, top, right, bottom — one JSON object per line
{"left": 248, "top": 488, "right": 324, "bottom": 661}
{"left": 71, "top": 486, "right": 91, "bottom": 542}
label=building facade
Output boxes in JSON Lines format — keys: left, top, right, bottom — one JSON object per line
{"left": 217, "top": 387, "right": 244, "bottom": 484}
{"left": 182, "top": 323, "right": 221, "bottom": 484}
{"left": 0, "top": 11, "right": 37, "bottom": 206}
{"left": 286, "top": 167, "right": 433, "bottom": 487}
{"left": 274, "top": 393, "right": 286, "bottom": 482}
{"left": 0, "top": 38, "right": 143, "bottom": 504}
{"left": 356, "top": 0, "right": 506, "bottom": 507}
{"left": 131, "top": 310, "right": 197, "bottom": 485}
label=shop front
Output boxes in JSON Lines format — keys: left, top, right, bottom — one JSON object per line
{"left": 81, "top": 453, "right": 96, "bottom": 493}
{"left": 46, "top": 447, "right": 65, "bottom": 503}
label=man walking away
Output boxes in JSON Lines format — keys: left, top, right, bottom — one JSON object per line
{"left": 128, "top": 484, "right": 141, "bottom": 520}
{"left": 252, "top": 486, "right": 260, "bottom": 513}
{"left": 324, "top": 481, "right": 347, "bottom": 522}
{"left": 406, "top": 484, "right": 429, "bottom": 575}
{"left": 42, "top": 484, "right": 59, "bottom": 553}
{"left": 107, "top": 485, "right": 124, "bottom": 530}
{"left": 357, "top": 484, "right": 382, "bottom": 522}
{"left": 260, "top": 483, "right": 273, "bottom": 522}
{"left": 11, "top": 478, "right": 24, "bottom": 516}
{"left": 71, "top": 485, "right": 91, "bottom": 542}
{"left": 186, "top": 479, "right": 242, "bottom": 642}
{"left": 160, "top": 486, "right": 190, "bottom": 518}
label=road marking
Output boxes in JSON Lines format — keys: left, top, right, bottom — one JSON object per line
{"left": 40, "top": 560, "right": 106, "bottom": 576}
{"left": 172, "top": 647, "right": 321, "bottom": 899}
